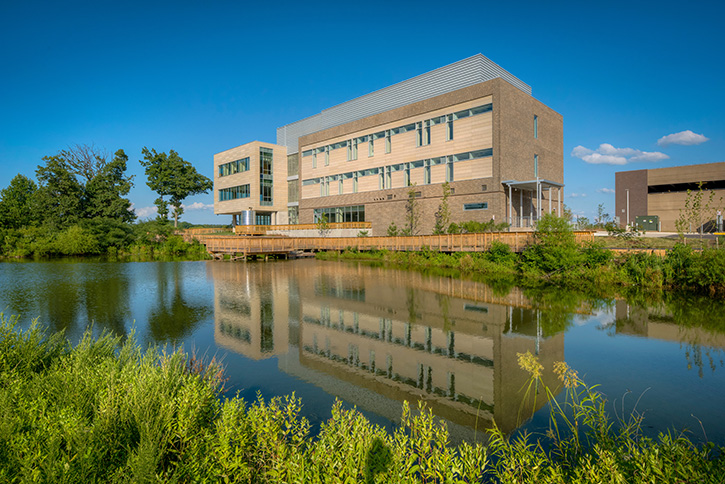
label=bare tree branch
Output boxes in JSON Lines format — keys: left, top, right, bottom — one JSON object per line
{"left": 61, "top": 143, "right": 109, "bottom": 183}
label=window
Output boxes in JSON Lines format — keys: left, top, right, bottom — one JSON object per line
{"left": 260, "top": 180, "right": 273, "bottom": 205}
{"left": 218, "top": 184, "right": 250, "bottom": 201}
{"left": 464, "top": 203, "right": 488, "bottom": 211}
{"left": 424, "top": 159, "right": 431, "bottom": 185}
{"left": 314, "top": 205, "right": 365, "bottom": 223}
{"left": 446, "top": 158, "right": 453, "bottom": 182}
{"left": 385, "top": 130, "right": 391, "bottom": 153}
{"left": 352, "top": 139, "right": 358, "bottom": 160}
{"left": 325, "top": 147, "right": 330, "bottom": 166}
{"left": 446, "top": 114, "right": 453, "bottom": 141}
{"left": 218, "top": 157, "right": 250, "bottom": 177}
{"left": 260, "top": 147, "right": 273, "bottom": 206}
{"left": 312, "top": 151, "right": 317, "bottom": 169}
{"left": 424, "top": 120, "right": 431, "bottom": 145}
{"left": 534, "top": 154, "right": 539, "bottom": 178}
{"left": 353, "top": 173, "right": 358, "bottom": 193}
{"left": 534, "top": 115, "right": 538, "bottom": 139}
{"left": 368, "top": 137, "right": 374, "bottom": 157}
{"left": 416, "top": 122, "right": 422, "bottom": 147}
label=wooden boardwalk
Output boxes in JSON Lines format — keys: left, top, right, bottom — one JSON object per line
{"left": 181, "top": 231, "right": 596, "bottom": 258}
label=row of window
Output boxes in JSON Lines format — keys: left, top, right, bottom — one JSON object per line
{"left": 302, "top": 148, "right": 492, "bottom": 196}
{"left": 313, "top": 205, "right": 365, "bottom": 223}
{"left": 300, "top": 103, "right": 493, "bottom": 167}
{"left": 218, "top": 184, "right": 250, "bottom": 201}
{"left": 218, "top": 157, "right": 250, "bottom": 177}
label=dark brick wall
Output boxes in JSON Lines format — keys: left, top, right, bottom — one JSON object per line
{"left": 615, "top": 169, "right": 648, "bottom": 227}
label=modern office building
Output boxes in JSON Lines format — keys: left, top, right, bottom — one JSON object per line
{"left": 214, "top": 54, "right": 564, "bottom": 234}
{"left": 615, "top": 162, "right": 725, "bottom": 232}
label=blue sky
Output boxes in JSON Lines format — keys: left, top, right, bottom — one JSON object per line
{"left": 1, "top": 0, "right": 723, "bottom": 224}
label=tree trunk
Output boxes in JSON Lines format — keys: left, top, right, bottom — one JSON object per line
{"left": 174, "top": 209, "right": 178, "bottom": 228}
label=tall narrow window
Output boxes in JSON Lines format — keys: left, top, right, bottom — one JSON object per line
{"left": 353, "top": 173, "right": 358, "bottom": 193}
{"left": 352, "top": 139, "right": 358, "bottom": 160}
{"left": 446, "top": 157, "right": 453, "bottom": 182}
{"left": 347, "top": 140, "right": 352, "bottom": 161}
{"left": 416, "top": 122, "right": 422, "bottom": 147}
{"left": 385, "top": 130, "right": 391, "bottom": 153}
{"left": 312, "top": 151, "right": 317, "bottom": 169}
{"left": 379, "top": 167, "right": 384, "bottom": 190}
{"left": 260, "top": 147, "right": 273, "bottom": 206}
{"left": 424, "top": 159, "right": 431, "bottom": 185}
{"left": 325, "top": 147, "right": 329, "bottom": 166}
{"left": 534, "top": 154, "right": 539, "bottom": 178}
{"left": 404, "top": 164, "right": 410, "bottom": 186}
{"left": 368, "top": 137, "right": 374, "bottom": 157}
{"left": 446, "top": 114, "right": 453, "bottom": 141}
{"left": 423, "top": 120, "right": 431, "bottom": 145}
{"left": 534, "top": 115, "right": 538, "bottom": 139}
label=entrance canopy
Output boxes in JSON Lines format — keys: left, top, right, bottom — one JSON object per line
{"left": 502, "top": 178, "right": 564, "bottom": 228}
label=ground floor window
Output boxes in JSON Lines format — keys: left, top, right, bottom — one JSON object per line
{"left": 288, "top": 206, "right": 299, "bottom": 224}
{"left": 313, "top": 205, "right": 365, "bottom": 223}
{"left": 464, "top": 202, "right": 488, "bottom": 211}
{"left": 256, "top": 213, "right": 272, "bottom": 225}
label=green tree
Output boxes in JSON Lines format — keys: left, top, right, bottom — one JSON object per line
{"left": 403, "top": 184, "right": 420, "bottom": 236}
{"left": 140, "top": 148, "right": 213, "bottom": 227}
{"left": 85, "top": 149, "right": 135, "bottom": 222}
{"left": 35, "top": 155, "right": 85, "bottom": 227}
{"left": 316, "top": 213, "right": 331, "bottom": 237}
{"left": 675, "top": 182, "right": 722, "bottom": 241}
{"left": 0, "top": 174, "right": 38, "bottom": 229}
{"left": 433, "top": 182, "right": 451, "bottom": 235}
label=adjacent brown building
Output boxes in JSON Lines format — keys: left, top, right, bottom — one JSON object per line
{"left": 615, "top": 162, "right": 725, "bottom": 232}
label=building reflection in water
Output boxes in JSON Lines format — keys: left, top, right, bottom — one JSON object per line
{"left": 614, "top": 300, "right": 725, "bottom": 377}
{"left": 208, "top": 260, "right": 566, "bottom": 437}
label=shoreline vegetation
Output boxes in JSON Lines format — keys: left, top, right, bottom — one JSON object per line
{"left": 317, "top": 214, "right": 725, "bottom": 297}
{"left": 0, "top": 219, "right": 213, "bottom": 261}
{"left": 2, "top": 315, "right": 723, "bottom": 483}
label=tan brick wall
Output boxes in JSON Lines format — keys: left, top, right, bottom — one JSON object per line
{"left": 213, "top": 141, "right": 288, "bottom": 218}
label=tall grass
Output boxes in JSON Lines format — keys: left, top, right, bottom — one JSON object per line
{"left": 1, "top": 315, "right": 723, "bottom": 483}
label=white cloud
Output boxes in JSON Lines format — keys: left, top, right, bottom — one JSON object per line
{"left": 182, "top": 202, "right": 214, "bottom": 211}
{"left": 630, "top": 151, "right": 670, "bottom": 162}
{"left": 569, "top": 193, "right": 587, "bottom": 198}
{"left": 657, "top": 130, "right": 709, "bottom": 146}
{"left": 134, "top": 205, "right": 158, "bottom": 218}
{"left": 571, "top": 143, "right": 669, "bottom": 165}
{"left": 597, "top": 188, "right": 615, "bottom": 194}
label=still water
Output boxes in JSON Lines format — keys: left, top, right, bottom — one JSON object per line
{"left": 1, "top": 259, "right": 724, "bottom": 444}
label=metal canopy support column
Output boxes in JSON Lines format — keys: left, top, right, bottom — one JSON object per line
{"left": 558, "top": 187, "right": 562, "bottom": 216}
{"left": 508, "top": 184, "right": 513, "bottom": 229}
{"left": 548, "top": 188, "right": 552, "bottom": 214}
{"left": 519, "top": 189, "right": 523, "bottom": 228}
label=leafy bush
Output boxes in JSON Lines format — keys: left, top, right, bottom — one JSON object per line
{"left": 53, "top": 225, "right": 101, "bottom": 255}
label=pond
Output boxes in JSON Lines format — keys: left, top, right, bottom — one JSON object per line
{"left": 1, "top": 258, "right": 724, "bottom": 444}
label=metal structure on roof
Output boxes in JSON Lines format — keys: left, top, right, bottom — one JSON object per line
{"left": 276, "top": 54, "right": 531, "bottom": 154}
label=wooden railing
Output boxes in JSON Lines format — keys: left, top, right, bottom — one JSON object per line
{"left": 188, "top": 231, "right": 595, "bottom": 255}
{"left": 233, "top": 222, "right": 372, "bottom": 235}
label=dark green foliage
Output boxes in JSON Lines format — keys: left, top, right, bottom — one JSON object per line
{"left": 0, "top": 174, "right": 39, "bottom": 229}
{"left": 140, "top": 148, "right": 213, "bottom": 228}
{"left": 84, "top": 149, "right": 135, "bottom": 223}
{"left": 35, "top": 155, "right": 86, "bottom": 227}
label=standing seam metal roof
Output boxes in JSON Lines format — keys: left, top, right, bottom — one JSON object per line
{"left": 276, "top": 54, "right": 530, "bottom": 154}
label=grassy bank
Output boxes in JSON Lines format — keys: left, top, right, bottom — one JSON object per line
{"left": 2, "top": 316, "right": 723, "bottom": 483}
{"left": 317, "top": 216, "right": 725, "bottom": 297}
